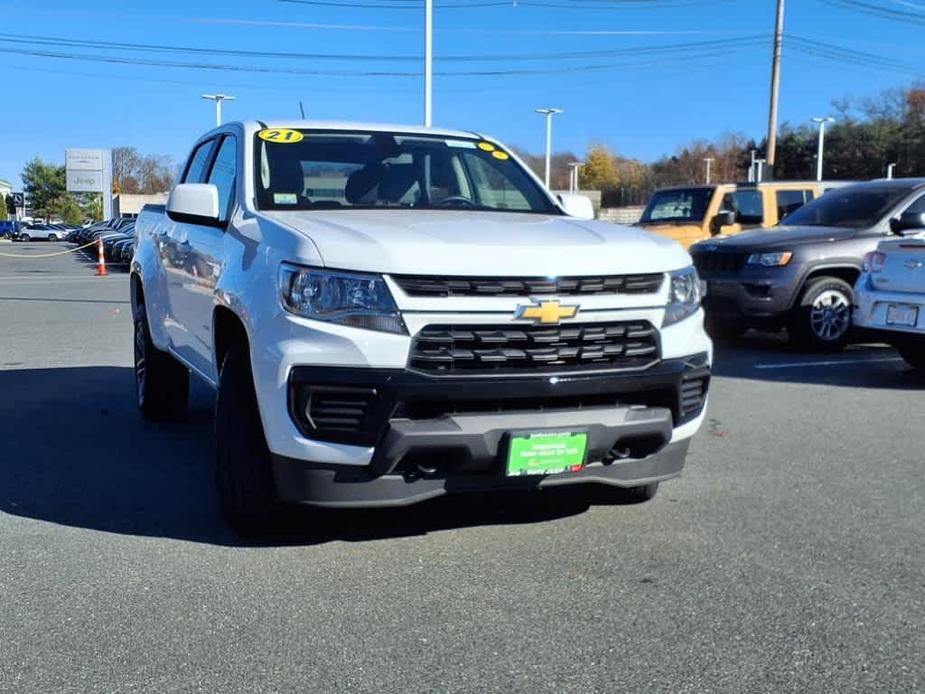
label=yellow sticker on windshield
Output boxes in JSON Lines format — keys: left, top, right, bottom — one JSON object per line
{"left": 477, "top": 142, "right": 496, "bottom": 152}
{"left": 258, "top": 128, "right": 304, "bottom": 144}
{"left": 491, "top": 150, "right": 510, "bottom": 161}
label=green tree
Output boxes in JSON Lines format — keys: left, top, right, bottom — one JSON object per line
{"left": 22, "top": 158, "right": 67, "bottom": 220}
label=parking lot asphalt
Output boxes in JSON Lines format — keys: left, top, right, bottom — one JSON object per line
{"left": 1, "top": 243, "right": 923, "bottom": 694}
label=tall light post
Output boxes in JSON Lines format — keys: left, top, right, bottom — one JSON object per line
{"left": 811, "top": 117, "right": 835, "bottom": 181}
{"left": 535, "top": 108, "right": 563, "bottom": 189}
{"left": 567, "top": 161, "right": 583, "bottom": 192}
{"left": 202, "top": 94, "right": 235, "bottom": 127}
{"left": 424, "top": 0, "right": 432, "bottom": 126}
{"left": 887, "top": 162, "right": 897, "bottom": 179}
{"left": 703, "top": 157, "right": 715, "bottom": 184}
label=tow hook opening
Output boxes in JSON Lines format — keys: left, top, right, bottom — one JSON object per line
{"left": 605, "top": 434, "right": 667, "bottom": 463}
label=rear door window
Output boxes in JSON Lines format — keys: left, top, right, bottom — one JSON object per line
{"left": 777, "top": 190, "right": 814, "bottom": 220}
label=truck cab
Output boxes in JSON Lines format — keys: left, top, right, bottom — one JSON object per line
{"left": 637, "top": 181, "right": 841, "bottom": 249}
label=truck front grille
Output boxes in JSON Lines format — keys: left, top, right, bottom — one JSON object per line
{"left": 691, "top": 252, "right": 747, "bottom": 275}
{"left": 409, "top": 321, "right": 660, "bottom": 374}
{"left": 391, "top": 273, "right": 664, "bottom": 297}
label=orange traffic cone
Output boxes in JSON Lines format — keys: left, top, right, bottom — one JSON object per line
{"left": 96, "top": 237, "right": 108, "bottom": 277}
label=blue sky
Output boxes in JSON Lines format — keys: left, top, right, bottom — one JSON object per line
{"left": 2, "top": 0, "right": 924, "bottom": 187}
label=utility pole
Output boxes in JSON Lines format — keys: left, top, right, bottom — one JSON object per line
{"left": 887, "top": 162, "right": 897, "bottom": 179}
{"left": 766, "top": 0, "right": 785, "bottom": 176}
{"left": 535, "top": 108, "right": 563, "bottom": 189}
{"left": 703, "top": 157, "right": 715, "bottom": 184}
{"left": 424, "top": 0, "right": 433, "bottom": 126}
{"left": 811, "top": 117, "right": 834, "bottom": 181}
{"left": 201, "top": 94, "right": 235, "bottom": 127}
{"left": 567, "top": 162, "right": 583, "bottom": 192}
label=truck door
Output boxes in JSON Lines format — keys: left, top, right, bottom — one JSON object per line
{"left": 715, "top": 190, "right": 764, "bottom": 236}
{"left": 170, "top": 134, "right": 237, "bottom": 381}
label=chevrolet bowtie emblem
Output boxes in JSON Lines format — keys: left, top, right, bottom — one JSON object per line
{"left": 514, "top": 299, "right": 579, "bottom": 325}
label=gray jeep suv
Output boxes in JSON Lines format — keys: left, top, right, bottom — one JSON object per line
{"left": 690, "top": 179, "right": 925, "bottom": 350}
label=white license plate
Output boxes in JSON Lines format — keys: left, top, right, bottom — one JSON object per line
{"left": 886, "top": 304, "right": 918, "bottom": 327}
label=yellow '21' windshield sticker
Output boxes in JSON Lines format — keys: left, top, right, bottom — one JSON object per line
{"left": 258, "top": 128, "right": 304, "bottom": 144}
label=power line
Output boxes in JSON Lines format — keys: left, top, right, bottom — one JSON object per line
{"left": 815, "top": 0, "right": 925, "bottom": 23}
{"left": 0, "top": 32, "right": 764, "bottom": 65}
{"left": 278, "top": 0, "right": 733, "bottom": 9}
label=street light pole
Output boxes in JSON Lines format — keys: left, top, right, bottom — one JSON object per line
{"left": 766, "top": 0, "right": 786, "bottom": 173}
{"left": 535, "top": 108, "right": 563, "bottom": 189}
{"left": 887, "top": 162, "right": 897, "bottom": 179}
{"left": 201, "top": 94, "right": 235, "bottom": 127}
{"left": 567, "top": 162, "right": 583, "bottom": 192}
{"left": 811, "top": 117, "right": 834, "bottom": 181}
{"left": 703, "top": 157, "right": 715, "bottom": 184}
{"left": 424, "top": 0, "right": 432, "bottom": 126}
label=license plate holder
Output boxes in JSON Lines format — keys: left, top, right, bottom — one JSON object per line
{"left": 886, "top": 304, "right": 918, "bottom": 327}
{"left": 505, "top": 431, "right": 588, "bottom": 477}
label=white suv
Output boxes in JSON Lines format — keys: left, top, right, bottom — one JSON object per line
{"left": 855, "top": 231, "right": 925, "bottom": 370}
{"left": 132, "top": 121, "right": 712, "bottom": 534}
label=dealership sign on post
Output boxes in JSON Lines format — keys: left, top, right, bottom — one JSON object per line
{"left": 66, "top": 148, "right": 113, "bottom": 219}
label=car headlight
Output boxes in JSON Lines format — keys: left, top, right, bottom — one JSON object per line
{"left": 279, "top": 264, "right": 406, "bottom": 334}
{"left": 664, "top": 266, "right": 702, "bottom": 327}
{"left": 747, "top": 251, "right": 792, "bottom": 267}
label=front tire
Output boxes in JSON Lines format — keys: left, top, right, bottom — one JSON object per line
{"left": 214, "top": 346, "right": 281, "bottom": 536}
{"left": 134, "top": 300, "right": 189, "bottom": 420}
{"left": 790, "top": 277, "right": 853, "bottom": 351}
{"left": 19, "top": 233, "right": 30, "bottom": 242}
{"left": 47, "top": 233, "right": 58, "bottom": 242}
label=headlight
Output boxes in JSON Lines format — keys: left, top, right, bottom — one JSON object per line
{"left": 279, "top": 264, "right": 406, "bottom": 334}
{"left": 664, "top": 266, "right": 702, "bottom": 327}
{"left": 747, "top": 251, "right": 792, "bottom": 267}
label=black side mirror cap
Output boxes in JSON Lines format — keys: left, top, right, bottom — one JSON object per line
{"left": 890, "top": 211, "right": 925, "bottom": 235}
{"left": 712, "top": 210, "right": 736, "bottom": 232}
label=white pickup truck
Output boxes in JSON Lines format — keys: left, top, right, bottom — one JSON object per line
{"left": 132, "top": 121, "right": 712, "bottom": 534}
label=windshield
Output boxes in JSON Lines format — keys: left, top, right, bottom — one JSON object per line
{"left": 639, "top": 187, "right": 714, "bottom": 224}
{"left": 781, "top": 186, "right": 911, "bottom": 228}
{"left": 254, "top": 129, "right": 557, "bottom": 214}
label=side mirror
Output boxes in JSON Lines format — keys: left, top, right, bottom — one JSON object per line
{"left": 167, "top": 184, "right": 221, "bottom": 227}
{"left": 712, "top": 210, "right": 736, "bottom": 231}
{"left": 890, "top": 211, "right": 925, "bottom": 235}
{"left": 557, "top": 193, "right": 595, "bottom": 220}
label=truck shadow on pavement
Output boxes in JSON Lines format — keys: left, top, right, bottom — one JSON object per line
{"left": 711, "top": 331, "right": 925, "bottom": 390}
{"left": 0, "top": 366, "right": 613, "bottom": 547}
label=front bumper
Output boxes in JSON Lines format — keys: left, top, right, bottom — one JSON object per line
{"left": 272, "top": 439, "right": 690, "bottom": 508}
{"left": 272, "top": 356, "right": 709, "bottom": 507}
{"left": 702, "top": 271, "right": 798, "bottom": 325}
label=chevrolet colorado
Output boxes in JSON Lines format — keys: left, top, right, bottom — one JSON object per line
{"left": 132, "top": 121, "right": 712, "bottom": 534}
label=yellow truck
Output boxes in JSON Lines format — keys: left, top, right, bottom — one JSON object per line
{"left": 636, "top": 181, "right": 844, "bottom": 248}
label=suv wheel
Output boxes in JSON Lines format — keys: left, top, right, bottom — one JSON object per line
{"left": 790, "top": 277, "right": 853, "bottom": 351}
{"left": 47, "top": 233, "right": 58, "bottom": 242}
{"left": 134, "top": 300, "right": 189, "bottom": 419}
{"left": 600, "top": 482, "right": 659, "bottom": 504}
{"left": 215, "top": 345, "right": 281, "bottom": 536}
{"left": 19, "top": 233, "right": 30, "bottom": 242}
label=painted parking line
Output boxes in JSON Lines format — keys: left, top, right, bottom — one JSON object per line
{"left": 755, "top": 357, "right": 904, "bottom": 370}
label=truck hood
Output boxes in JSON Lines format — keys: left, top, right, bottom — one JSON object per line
{"left": 694, "top": 225, "right": 857, "bottom": 251}
{"left": 262, "top": 209, "right": 691, "bottom": 275}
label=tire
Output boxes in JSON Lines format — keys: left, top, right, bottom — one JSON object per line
{"left": 600, "top": 482, "right": 659, "bottom": 505}
{"left": 133, "top": 300, "right": 189, "bottom": 420}
{"left": 47, "top": 233, "right": 58, "bottom": 242}
{"left": 214, "top": 345, "right": 281, "bottom": 535}
{"left": 19, "top": 233, "right": 30, "bottom": 242}
{"left": 897, "top": 342, "right": 925, "bottom": 370}
{"left": 790, "top": 277, "right": 853, "bottom": 351}
{"left": 705, "top": 317, "right": 747, "bottom": 343}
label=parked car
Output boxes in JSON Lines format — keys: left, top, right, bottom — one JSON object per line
{"left": 17, "top": 223, "right": 67, "bottom": 242}
{"left": 132, "top": 121, "right": 713, "bottom": 535}
{"left": 854, "top": 232, "right": 925, "bottom": 369}
{"left": 0, "top": 220, "right": 21, "bottom": 240}
{"left": 637, "top": 181, "right": 848, "bottom": 249}
{"left": 112, "top": 237, "right": 135, "bottom": 264}
{"left": 691, "top": 179, "right": 925, "bottom": 350}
